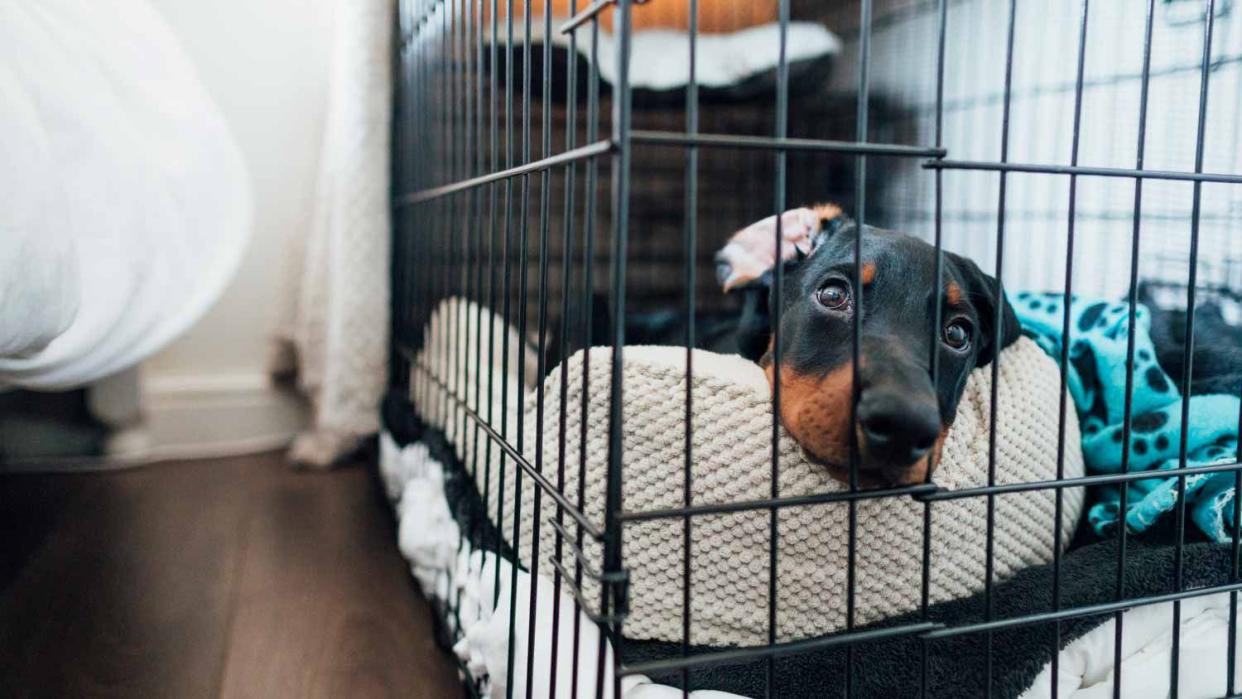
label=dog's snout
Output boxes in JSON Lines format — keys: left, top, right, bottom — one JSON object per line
{"left": 857, "top": 389, "right": 940, "bottom": 467}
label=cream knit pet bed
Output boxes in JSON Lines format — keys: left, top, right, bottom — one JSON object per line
{"left": 410, "top": 298, "right": 1084, "bottom": 647}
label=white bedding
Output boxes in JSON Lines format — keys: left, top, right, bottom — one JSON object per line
{"left": 0, "top": 0, "right": 250, "bottom": 389}
{"left": 383, "top": 431, "right": 740, "bottom": 699}
{"left": 1023, "top": 593, "right": 1242, "bottom": 699}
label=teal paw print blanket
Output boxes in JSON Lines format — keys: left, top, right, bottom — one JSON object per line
{"left": 1013, "top": 292, "right": 1240, "bottom": 542}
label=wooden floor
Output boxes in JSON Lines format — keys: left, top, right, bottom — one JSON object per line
{"left": 0, "top": 452, "right": 462, "bottom": 699}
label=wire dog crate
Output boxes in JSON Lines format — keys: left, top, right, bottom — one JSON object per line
{"left": 388, "top": 0, "right": 1242, "bottom": 696}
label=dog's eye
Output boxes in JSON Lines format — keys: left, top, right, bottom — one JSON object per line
{"left": 815, "top": 282, "right": 850, "bottom": 310}
{"left": 943, "top": 320, "right": 972, "bottom": 350}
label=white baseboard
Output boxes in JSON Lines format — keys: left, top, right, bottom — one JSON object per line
{"left": 111, "top": 371, "right": 311, "bottom": 463}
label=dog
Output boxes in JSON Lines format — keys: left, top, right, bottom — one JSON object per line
{"left": 715, "top": 205, "right": 1022, "bottom": 488}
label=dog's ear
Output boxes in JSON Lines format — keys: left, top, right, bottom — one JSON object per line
{"left": 734, "top": 278, "right": 772, "bottom": 362}
{"left": 948, "top": 252, "right": 1022, "bottom": 367}
{"left": 714, "top": 204, "right": 850, "bottom": 293}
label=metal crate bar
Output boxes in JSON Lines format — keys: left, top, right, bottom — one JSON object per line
{"left": 618, "top": 482, "right": 938, "bottom": 522}
{"left": 678, "top": 0, "right": 700, "bottom": 691}
{"left": 549, "top": 557, "right": 621, "bottom": 625}
{"left": 618, "top": 621, "right": 942, "bottom": 677}
{"left": 1170, "top": 2, "right": 1219, "bottom": 691}
{"left": 630, "top": 129, "right": 947, "bottom": 158}
{"left": 600, "top": 2, "right": 634, "bottom": 697}
{"left": 1113, "top": 1, "right": 1158, "bottom": 693}
{"left": 547, "top": 519, "right": 605, "bottom": 581}
{"left": 559, "top": 0, "right": 613, "bottom": 34}
{"left": 925, "top": 158, "right": 1242, "bottom": 184}
{"left": 921, "top": 578, "right": 1242, "bottom": 641}
{"left": 402, "top": 351, "right": 606, "bottom": 541}
{"left": 548, "top": 0, "right": 583, "bottom": 692}
{"left": 918, "top": 459, "right": 1242, "bottom": 501}
{"left": 766, "top": 0, "right": 794, "bottom": 691}
{"left": 622, "top": 580, "right": 1242, "bottom": 678}
{"left": 918, "top": 0, "right": 950, "bottom": 694}
{"left": 392, "top": 138, "right": 615, "bottom": 208}
{"left": 571, "top": 7, "right": 604, "bottom": 698}
{"left": 613, "top": 460, "right": 1242, "bottom": 518}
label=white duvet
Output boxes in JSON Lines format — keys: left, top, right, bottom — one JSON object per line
{"left": 0, "top": 0, "right": 250, "bottom": 389}
{"left": 1023, "top": 593, "right": 1242, "bottom": 699}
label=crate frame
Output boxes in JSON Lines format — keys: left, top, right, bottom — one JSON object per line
{"left": 389, "top": 0, "right": 1242, "bottom": 697}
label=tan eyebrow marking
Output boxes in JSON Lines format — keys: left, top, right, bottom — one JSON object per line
{"left": 946, "top": 282, "right": 963, "bottom": 305}
{"left": 861, "top": 262, "right": 877, "bottom": 285}
{"left": 811, "top": 202, "right": 844, "bottom": 225}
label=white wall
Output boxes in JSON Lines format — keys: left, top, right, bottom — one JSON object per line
{"left": 830, "top": 0, "right": 1242, "bottom": 303}
{"left": 129, "top": 0, "right": 339, "bottom": 457}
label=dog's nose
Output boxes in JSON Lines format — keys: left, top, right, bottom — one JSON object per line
{"left": 857, "top": 389, "right": 941, "bottom": 467}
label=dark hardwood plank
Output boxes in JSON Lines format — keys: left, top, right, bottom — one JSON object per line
{"left": 0, "top": 471, "right": 85, "bottom": 592}
{"left": 0, "top": 457, "right": 248, "bottom": 698}
{"left": 215, "top": 460, "right": 463, "bottom": 699}
{"left": 0, "top": 453, "right": 461, "bottom": 699}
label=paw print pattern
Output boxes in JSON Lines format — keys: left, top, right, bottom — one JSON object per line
{"left": 1014, "top": 290, "right": 1240, "bottom": 543}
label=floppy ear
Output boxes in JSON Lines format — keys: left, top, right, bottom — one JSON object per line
{"left": 714, "top": 204, "right": 849, "bottom": 293}
{"left": 734, "top": 277, "right": 772, "bottom": 362}
{"left": 948, "top": 252, "right": 1022, "bottom": 367}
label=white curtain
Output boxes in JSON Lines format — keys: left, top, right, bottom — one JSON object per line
{"left": 274, "top": 0, "right": 394, "bottom": 466}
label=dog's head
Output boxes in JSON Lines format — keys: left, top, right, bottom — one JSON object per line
{"left": 716, "top": 206, "right": 1021, "bottom": 487}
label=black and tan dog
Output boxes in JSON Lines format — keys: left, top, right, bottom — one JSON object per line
{"left": 715, "top": 205, "right": 1022, "bottom": 488}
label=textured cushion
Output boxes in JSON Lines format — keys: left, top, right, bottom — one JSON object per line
{"left": 412, "top": 298, "right": 1084, "bottom": 646}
